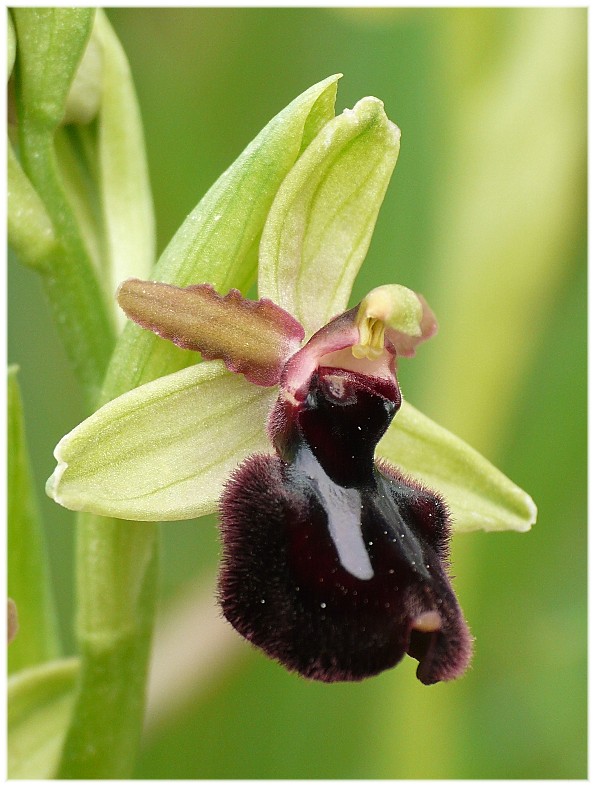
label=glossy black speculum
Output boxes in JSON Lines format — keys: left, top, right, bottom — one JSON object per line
{"left": 219, "top": 364, "right": 472, "bottom": 684}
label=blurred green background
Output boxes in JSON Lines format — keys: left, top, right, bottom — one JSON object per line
{"left": 8, "top": 7, "right": 587, "bottom": 779}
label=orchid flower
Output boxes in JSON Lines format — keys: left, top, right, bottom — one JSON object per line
{"left": 45, "top": 75, "right": 536, "bottom": 685}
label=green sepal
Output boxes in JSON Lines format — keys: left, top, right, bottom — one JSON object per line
{"left": 8, "top": 366, "right": 61, "bottom": 674}
{"left": 47, "top": 361, "right": 277, "bottom": 521}
{"left": 8, "top": 657, "right": 79, "bottom": 779}
{"left": 378, "top": 400, "right": 537, "bottom": 533}
{"left": 259, "top": 96, "right": 401, "bottom": 337}
{"left": 153, "top": 73, "right": 341, "bottom": 293}
{"left": 101, "top": 74, "right": 341, "bottom": 400}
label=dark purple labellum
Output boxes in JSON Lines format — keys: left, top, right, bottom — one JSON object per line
{"left": 219, "top": 366, "right": 472, "bottom": 683}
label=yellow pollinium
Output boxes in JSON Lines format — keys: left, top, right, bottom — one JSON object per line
{"left": 352, "top": 284, "right": 423, "bottom": 360}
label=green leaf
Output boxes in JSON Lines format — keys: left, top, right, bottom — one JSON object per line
{"left": 94, "top": 9, "right": 155, "bottom": 315}
{"left": 377, "top": 400, "right": 537, "bottom": 533}
{"left": 259, "top": 96, "right": 401, "bottom": 337}
{"left": 47, "top": 361, "right": 277, "bottom": 521}
{"left": 8, "top": 657, "right": 79, "bottom": 779}
{"left": 100, "top": 73, "right": 342, "bottom": 401}
{"left": 8, "top": 367, "right": 60, "bottom": 673}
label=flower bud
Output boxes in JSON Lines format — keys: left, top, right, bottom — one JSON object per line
{"left": 61, "top": 25, "right": 102, "bottom": 125}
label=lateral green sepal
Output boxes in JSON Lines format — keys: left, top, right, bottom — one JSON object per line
{"left": 378, "top": 400, "right": 537, "bottom": 533}
{"left": 47, "top": 361, "right": 277, "bottom": 521}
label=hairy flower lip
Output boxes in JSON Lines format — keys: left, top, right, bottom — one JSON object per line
{"left": 219, "top": 443, "right": 474, "bottom": 683}
{"left": 409, "top": 608, "right": 474, "bottom": 685}
{"left": 221, "top": 351, "right": 473, "bottom": 685}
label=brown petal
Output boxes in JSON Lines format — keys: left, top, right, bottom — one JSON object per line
{"left": 117, "top": 279, "right": 305, "bottom": 386}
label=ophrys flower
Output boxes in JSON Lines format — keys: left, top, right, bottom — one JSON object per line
{"left": 46, "top": 76, "right": 536, "bottom": 685}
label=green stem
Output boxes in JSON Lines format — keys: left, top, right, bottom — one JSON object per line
{"left": 11, "top": 10, "right": 160, "bottom": 777}
{"left": 17, "top": 126, "right": 116, "bottom": 407}
{"left": 15, "top": 103, "right": 158, "bottom": 784}
{"left": 57, "top": 515, "right": 158, "bottom": 778}
{"left": 56, "top": 338, "right": 164, "bottom": 777}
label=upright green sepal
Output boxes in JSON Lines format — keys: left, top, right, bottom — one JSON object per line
{"left": 152, "top": 73, "right": 342, "bottom": 293}
{"left": 298, "top": 77, "right": 340, "bottom": 153}
{"left": 101, "top": 73, "right": 342, "bottom": 400}
{"left": 378, "top": 400, "right": 537, "bottom": 533}
{"left": 259, "top": 96, "right": 401, "bottom": 336}
{"left": 8, "top": 367, "right": 61, "bottom": 674}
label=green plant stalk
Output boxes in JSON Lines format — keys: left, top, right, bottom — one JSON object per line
{"left": 12, "top": 8, "right": 116, "bottom": 406}
{"left": 16, "top": 127, "right": 116, "bottom": 408}
{"left": 10, "top": 10, "right": 158, "bottom": 777}
{"left": 57, "top": 515, "right": 158, "bottom": 778}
